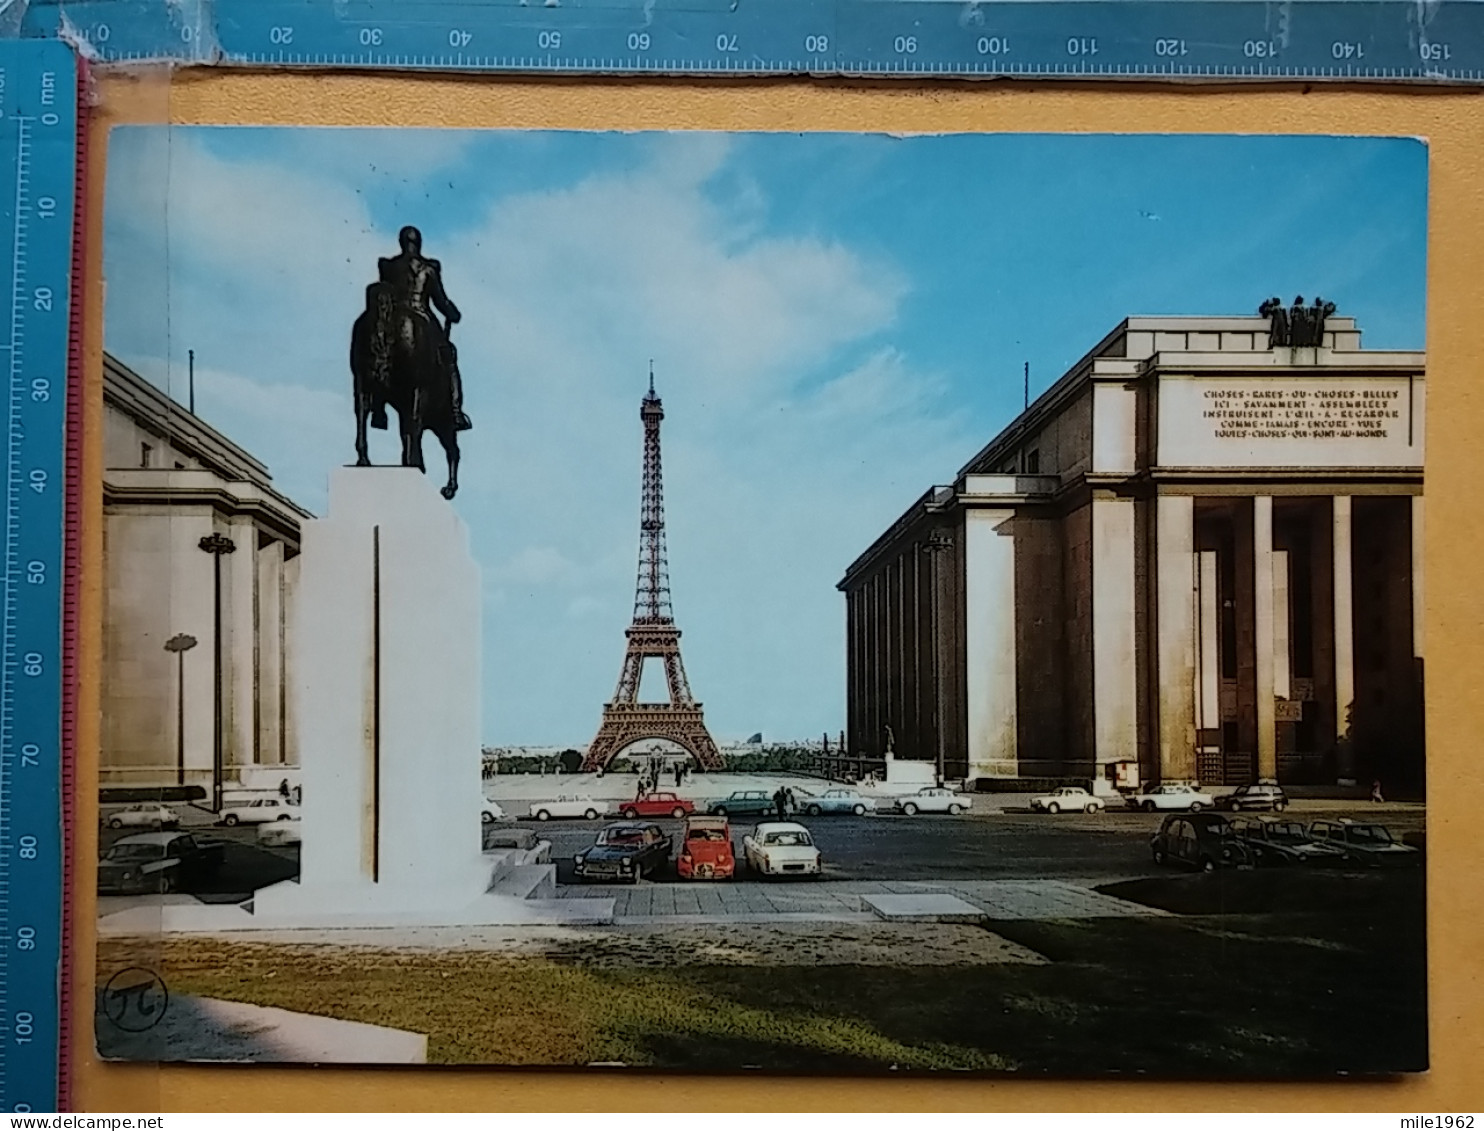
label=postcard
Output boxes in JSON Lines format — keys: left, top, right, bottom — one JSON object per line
{"left": 93, "top": 127, "right": 1427, "bottom": 1072}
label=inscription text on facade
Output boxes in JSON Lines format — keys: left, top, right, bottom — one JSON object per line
{"left": 1200, "top": 386, "right": 1402, "bottom": 442}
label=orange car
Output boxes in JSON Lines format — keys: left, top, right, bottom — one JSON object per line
{"left": 676, "top": 816, "right": 735, "bottom": 880}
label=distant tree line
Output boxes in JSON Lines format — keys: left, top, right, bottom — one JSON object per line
{"left": 481, "top": 744, "right": 818, "bottom": 775}
{"left": 484, "top": 749, "right": 583, "bottom": 775}
{"left": 717, "top": 745, "right": 816, "bottom": 773}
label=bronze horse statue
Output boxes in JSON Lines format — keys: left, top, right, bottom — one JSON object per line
{"left": 349, "top": 226, "right": 470, "bottom": 500}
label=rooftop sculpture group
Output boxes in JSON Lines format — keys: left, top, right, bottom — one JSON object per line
{"left": 1259, "top": 295, "right": 1338, "bottom": 349}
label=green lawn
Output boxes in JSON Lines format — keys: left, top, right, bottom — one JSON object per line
{"left": 97, "top": 872, "right": 1426, "bottom": 1073}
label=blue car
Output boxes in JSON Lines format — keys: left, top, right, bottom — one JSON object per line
{"left": 707, "top": 790, "right": 778, "bottom": 817}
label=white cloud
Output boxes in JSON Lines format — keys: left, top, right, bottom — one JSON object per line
{"left": 493, "top": 545, "right": 582, "bottom": 587}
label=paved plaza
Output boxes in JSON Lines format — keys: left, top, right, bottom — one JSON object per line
{"left": 554, "top": 877, "right": 1168, "bottom": 922}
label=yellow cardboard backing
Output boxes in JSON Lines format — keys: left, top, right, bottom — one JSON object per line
{"left": 73, "top": 70, "right": 1484, "bottom": 1111}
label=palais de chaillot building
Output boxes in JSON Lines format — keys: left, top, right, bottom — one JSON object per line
{"left": 838, "top": 305, "right": 1424, "bottom": 796}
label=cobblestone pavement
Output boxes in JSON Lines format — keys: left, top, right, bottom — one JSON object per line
{"left": 555, "top": 878, "right": 1164, "bottom": 922}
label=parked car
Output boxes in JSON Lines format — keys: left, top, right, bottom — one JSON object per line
{"left": 706, "top": 790, "right": 777, "bottom": 818}
{"left": 217, "top": 797, "right": 297, "bottom": 826}
{"left": 573, "top": 822, "right": 672, "bottom": 883}
{"left": 480, "top": 798, "right": 506, "bottom": 824}
{"left": 890, "top": 788, "right": 972, "bottom": 816}
{"left": 104, "top": 803, "right": 180, "bottom": 830}
{"left": 743, "top": 821, "right": 822, "bottom": 877}
{"left": 801, "top": 789, "right": 876, "bottom": 817}
{"left": 1149, "top": 813, "right": 1251, "bottom": 872}
{"left": 620, "top": 791, "right": 696, "bottom": 820}
{"left": 1029, "top": 787, "right": 1104, "bottom": 814}
{"left": 528, "top": 795, "right": 603, "bottom": 821}
{"left": 1307, "top": 819, "right": 1421, "bottom": 866}
{"left": 1216, "top": 783, "right": 1290, "bottom": 812}
{"left": 257, "top": 818, "right": 302, "bottom": 848}
{"left": 97, "top": 832, "right": 225, "bottom": 894}
{"left": 1229, "top": 816, "right": 1346, "bottom": 866}
{"left": 677, "top": 816, "right": 736, "bottom": 880}
{"left": 1125, "top": 784, "right": 1216, "bottom": 812}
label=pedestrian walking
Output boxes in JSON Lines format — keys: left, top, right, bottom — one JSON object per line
{"left": 278, "top": 778, "right": 290, "bottom": 799}
{"left": 674, "top": 764, "right": 683, "bottom": 788}
{"left": 773, "top": 786, "right": 789, "bottom": 818}
{"left": 1371, "top": 779, "right": 1385, "bottom": 803}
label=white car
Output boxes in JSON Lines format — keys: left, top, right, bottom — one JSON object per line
{"left": 218, "top": 797, "right": 298, "bottom": 826}
{"left": 104, "top": 803, "right": 180, "bottom": 830}
{"left": 528, "top": 795, "right": 605, "bottom": 821}
{"left": 742, "top": 821, "right": 821, "bottom": 877}
{"left": 257, "top": 818, "right": 302, "bottom": 847}
{"left": 1029, "top": 787, "right": 1104, "bottom": 814}
{"left": 1125, "top": 784, "right": 1215, "bottom": 812}
{"left": 891, "top": 788, "right": 972, "bottom": 816}
{"left": 480, "top": 798, "right": 506, "bottom": 824}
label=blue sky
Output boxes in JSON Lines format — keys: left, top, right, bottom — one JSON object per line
{"left": 102, "top": 128, "right": 1427, "bottom": 745}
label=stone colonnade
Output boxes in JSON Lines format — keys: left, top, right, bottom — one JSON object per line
{"left": 844, "top": 488, "right": 1423, "bottom": 790}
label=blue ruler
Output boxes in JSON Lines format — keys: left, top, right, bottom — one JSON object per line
{"left": 18, "top": 0, "right": 1484, "bottom": 82}
{"left": 0, "top": 38, "right": 77, "bottom": 1115}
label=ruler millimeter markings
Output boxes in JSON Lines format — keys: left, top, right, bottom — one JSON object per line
{"left": 0, "top": 38, "right": 77, "bottom": 1116}
{"left": 20, "top": 0, "right": 1484, "bottom": 83}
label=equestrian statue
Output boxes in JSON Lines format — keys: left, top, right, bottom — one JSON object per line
{"left": 350, "top": 225, "right": 472, "bottom": 500}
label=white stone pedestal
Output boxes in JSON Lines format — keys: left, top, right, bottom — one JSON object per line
{"left": 255, "top": 467, "right": 492, "bottom": 920}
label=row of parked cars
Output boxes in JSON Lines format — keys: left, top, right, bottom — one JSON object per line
{"left": 1150, "top": 813, "right": 1420, "bottom": 873}
{"left": 101, "top": 796, "right": 302, "bottom": 830}
{"left": 571, "top": 815, "right": 822, "bottom": 883}
{"left": 527, "top": 786, "right": 973, "bottom": 822}
{"left": 1027, "top": 782, "right": 1293, "bottom": 815}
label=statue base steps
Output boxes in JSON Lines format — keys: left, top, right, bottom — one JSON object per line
{"left": 97, "top": 890, "right": 616, "bottom": 935}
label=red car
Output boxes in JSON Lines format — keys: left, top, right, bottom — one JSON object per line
{"left": 677, "top": 816, "right": 736, "bottom": 880}
{"left": 620, "top": 791, "right": 695, "bottom": 820}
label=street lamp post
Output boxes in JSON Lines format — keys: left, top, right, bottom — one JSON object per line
{"left": 163, "top": 633, "right": 198, "bottom": 787}
{"left": 198, "top": 532, "right": 237, "bottom": 812}
{"left": 922, "top": 527, "right": 954, "bottom": 787}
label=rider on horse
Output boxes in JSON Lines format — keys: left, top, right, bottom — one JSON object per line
{"left": 366, "top": 225, "right": 472, "bottom": 432}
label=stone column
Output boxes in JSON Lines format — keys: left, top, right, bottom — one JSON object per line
{"left": 257, "top": 539, "right": 286, "bottom": 764}
{"left": 902, "top": 549, "right": 914, "bottom": 748}
{"left": 884, "top": 552, "right": 896, "bottom": 739}
{"left": 281, "top": 551, "right": 301, "bottom": 769}
{"left": 1196, "top": 550, "right": 1220, "bottom": 732}
{"left": 1155, "top": 495, "right": 1197, "bottom": 783}
{"left": 1092, "top": 496, "right": 1138, "bottom": 785}
{"left": 1412, "top": 495, "right": 1424, "bottom": 660}
{"left": 227, "top": 518, "right": 258, "bottom": 778}
{"left": 866, "top": 572, "right": 878, "bottom": 748}
{"left": 1333, "top": 495, "right": 1355, "bottom": 750}
{"left": 844, "top": 589, "right": 856, "bottom": 760}
{"left": 169, "top": 513, "right": 218, "bottom": 788}
{"left": 964, "top": 509, "right": 1017, "bottom": 778}
{"left": 1253, "top": 496, "right": 1277, "bottom": 782}
{"left": 1273, "top": 550, "right": 1291, "bottom": 701}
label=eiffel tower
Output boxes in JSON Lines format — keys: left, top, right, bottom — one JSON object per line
{"left": 581, "top": 369, "right": 724, "bottom": 772}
